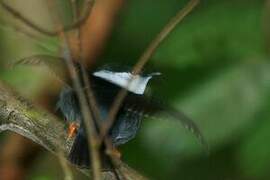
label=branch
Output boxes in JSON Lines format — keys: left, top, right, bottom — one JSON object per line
{"left": 0, "top": 80, "right": 147, "bottom": 180}
{"left": 45, "top": 0, "right": 104, "bottom": 178}
{"left": 99, "top": 0, "right": 200, "bottom": 142}
{"left": 0, "top": 0, "right": 94, "bottom": 36}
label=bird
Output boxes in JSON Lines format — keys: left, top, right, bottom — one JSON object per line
{"left": 56, "top": 66, "right": 162, "bottom": 168}
{"left": 13, "top": 55, "right": 207, "bottom": 169}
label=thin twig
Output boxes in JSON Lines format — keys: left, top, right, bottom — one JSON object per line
{"left": 73, "top": 0, "right": 102, "bottom": 127}
{"left": 69, "top": 1, "right": 124, "bottom": 178}
{"left": 1, "top": 8, "right": 75, "bottom": 176}
{"left": 58, "top": 152, "right": 74, "bottom": 180}
{"left": 99, "top": 0, "right": 200, "bottom": 142}
{"left": 0, "top": 19, "right": 55, "bottom": 53}
{"left": 46, "top": 0, "right": 102, "bottom": 179}
{"left": 63, "top": 23, "right": 103, "bottom": 180}
{"left": 133, "top": 0, "right": 199, "bottom": 73}
{"left": 70, "top": 0, "right": 78, "bottom": 21}
{"left": 0, "top": 18, "right": 40, "bottom": 41}
{"left": 0, "top": 0, "right": 94, "bottom": 36}
{"left": 73, "top": 0, "right": 103, "bottom": 127}
{"left": 80, "top": 65, "right": 126, "bottom": 179}
{"left": 75, "top": 2, "right": 124, "bottom": 178}
{"left": 0, "top": 80, "right": 144, "bottom": 180}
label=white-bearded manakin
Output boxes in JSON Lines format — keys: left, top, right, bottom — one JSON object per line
{"left": 13, "top": 56, "right": 207, "bottom": 169}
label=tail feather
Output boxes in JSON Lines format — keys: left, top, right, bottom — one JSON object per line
{"left": 68, "top": 131, "right": 90, "bottom": 168}
{"left": 165, "top": 107, "right": 209, "bottom": 152}
{"left": 68, "top": 128, "right": 112, "bottom": 169}
{"left": 124, "top": 95, "right": 209, "bottom": 152}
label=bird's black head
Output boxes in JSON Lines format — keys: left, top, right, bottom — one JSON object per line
{"left": 56, "top": 86, "right": 82, "bottom": 123}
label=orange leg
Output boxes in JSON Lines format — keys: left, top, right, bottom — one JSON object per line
{"left": 106, "top": 146, "right": 121, "bottom": 159}
{"left": 67, "top": 122, "right": 79, "bottom": 139}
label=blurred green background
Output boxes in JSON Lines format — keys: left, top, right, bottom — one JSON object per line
{"left": 1, "top": 0, "right": 270, "bottom": 179}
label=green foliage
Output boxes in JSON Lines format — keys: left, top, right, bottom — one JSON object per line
{"left": 0, "top": 0, "right": 269, "bottom": 179}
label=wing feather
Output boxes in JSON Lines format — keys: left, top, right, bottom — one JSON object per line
{"left": 124, "top": 95, "right": 208, "bottom": 151}
{"left": 11, "top": 54, "right": 69, "bottom": 86}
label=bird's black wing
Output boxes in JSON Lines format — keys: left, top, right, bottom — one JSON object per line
{"left": 123, "top": 94, "right": 208, "bottom": 151}
{"left": 11, "top": 54, "right": 70, "bottom": 86}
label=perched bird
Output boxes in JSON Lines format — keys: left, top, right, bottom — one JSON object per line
{"left": 56, "top": 67, "right": 161, "bottom": 167}
{"left": 57, "top": 66, "right": 206, "bottom": 168}
{"left": 12, "top": 56, "right": 207, "bottom": 169}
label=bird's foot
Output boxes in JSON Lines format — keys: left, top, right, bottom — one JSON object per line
{"left": 67, "top": 122, "right": 79, "bottom": 139}
{"left": 106, "top": 147, "right": 121, "bottom": 159}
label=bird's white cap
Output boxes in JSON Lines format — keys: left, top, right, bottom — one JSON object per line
{"left": 93, "top": 70, "right": 160, "bottom": 94}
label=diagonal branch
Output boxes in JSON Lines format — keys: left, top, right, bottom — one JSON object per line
{"left": 0, "top": 0, "right": 94, "bottom": 36}
{"left": 0, "top": 80, "right": 146, "bottom": 180}
{"left": 99, "top": 0, "right": 200, "bottom": 142}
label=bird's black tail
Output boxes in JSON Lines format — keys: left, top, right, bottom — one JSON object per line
{"left": 68, "top": 130, "right": 90, "bottom": 168}
{"left": 68, "top": 128, "right": 112, "bottom": 169}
